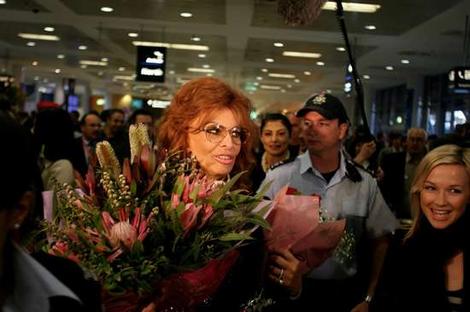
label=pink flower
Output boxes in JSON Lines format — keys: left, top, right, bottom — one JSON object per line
{"left": 180, "top": 203, "right": 201, "bottom": 236}
{"left": 110, "top": 221, "right": 138, "bottom": 249}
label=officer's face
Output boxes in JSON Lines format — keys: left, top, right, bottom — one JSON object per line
{"left": 301, "top": 111, "right": 348, "bottom": 155}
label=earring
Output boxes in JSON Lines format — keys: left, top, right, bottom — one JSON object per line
{"left": 13, "top": 223, "right": 21, "bottom": 230}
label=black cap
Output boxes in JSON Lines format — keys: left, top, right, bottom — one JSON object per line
{"left": 296, "top": 93, "right": 349, "bottom": 124}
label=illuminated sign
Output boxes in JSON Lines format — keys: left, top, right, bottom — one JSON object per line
{"left": 136, "top": 46, "right": 167, "bottom": 83}
{"left": 448, "top": 67, "right": 470, "bottom": 94}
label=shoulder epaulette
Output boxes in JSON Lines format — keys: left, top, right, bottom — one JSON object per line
{"left": 270, "top": 157, "right": 295, "bottom": 170}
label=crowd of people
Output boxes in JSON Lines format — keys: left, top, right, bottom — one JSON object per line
{"left": 0, "top": 76, "right": 468, "bottom": 311}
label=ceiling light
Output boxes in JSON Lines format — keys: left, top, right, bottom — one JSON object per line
{"left": 304, "top": 71, "right": 311, "bottom": 75}
{"left": 265, "top": 58, "right": 275, "bottom": 63}
{"left": 100, "top": 7, "right": 114, "bottom": 13}
{"left": 180, "top": 12, "right": 193, "bottom": 18}
{"left": 191, "top": 36, "right": 201, "bottom": 42}
{"left": 26, "top": 41, "right": 36, "bottom": 47}
{"left": 187, "top": 67, "right": 215, "bottom": 73}
{"left": 78, "top": 45, "right": 87, "bottom": 50}
{"left": 54, "top": 69, "right": 61, "bottom": 74}
{"left": 326, "top": 89, "right": 332, "bottom": 93}
{"left": 364, "top": 25, "right": 376, "bottom": 30}
{"left": 98, "top": 71, "right": 104, "bottom": 76}
{"left": 128, "top": 32, "right": 139, "bottom": 38}
{"left": 32, "top": 61, "right": 38, "bottom": 66}
{"left": 260, "top": 85, "right": 281, "bottom": 90}
{"left": 118, "top": 67, "right": 126, "bottom": 71}
{"left": 0, "top": 1, "right": 6, "bottom": 4}
{"left": 34, "top": 76, "right": 39, "bottom": 81}
{"left": 169, "top": 70, "right": 175, "bottom": 75}
{"left": 57, "top": 54, "right": 65, "bottom": 59}
{"left": 261, "top": 68, "right": 268, "bottom": 73}
{"left": 283, "top": 51, "right": 322, "bottom": 58}
{"left": 294, "top": 79, "right": 300, "bottom": 83}
{"left": 206, "top": 73, "right": 213, "bottom": 77}
{"left": 268, "top": 73, "right": 296, "bottom": 79}
{"left": 273, "top": 42, "right": 284, "bottom": 47}
{"left": 113, "top": 75, "right": 134, "bottom": 81}
{"left": 256, "top": 76, "right": 263, "bottom": 80}
{"left": 336, "top": 47, "right": 346, "bottom": 52}
{"left": 198, "top": 54, "right": 206, "bottom": 58}
{"left": 253, "top": 82, "right": 259, "bottom": 86}
{"left": 322, "top": 2, "right": 381, "bottom": 13}
{"left": 385, "top": 66, "right": 394, "bottom": 71}
{"left": 287, "top": 84, "right": 292, "bottom": 88}
{"left": 363, "top": 75, "right": 371, "bottom": 79}
{"left": 44, "top": 26, "right": 55, "bottom": 32}
{"left": 101, "top": 57, "right": 109, "bottom": 62}
{"left": 132, "top": 41, "right": 209, "bottom": 51}
{"left": 80, "top": 60, "right": 108, "bottom": 66}
{"left": 81, "top": 65, "right": 87, "bottom": 69}
{"left": 202, "top": 64, "right": 210, "bottom": 68}
{"left": 316, "top": 61, "right": 325, "bottom": 66}
{"left": 401, "top": 59, "right": 410, "bottom": 64}
{"left": 18, "top": 33, "right": 60, "bottom": 41}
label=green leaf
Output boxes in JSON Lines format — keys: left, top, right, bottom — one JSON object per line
{"left": 219, "top": 232, "right": 253, "bottom": 241}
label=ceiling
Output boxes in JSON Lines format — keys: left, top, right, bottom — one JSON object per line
{"left": 0, "top": 0, "right": 468, "bottom": 113}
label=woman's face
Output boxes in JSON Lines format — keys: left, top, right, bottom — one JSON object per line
{"left": 261, "top": 120, "right": 290, "bottom": 157}
{"left": 187, "top": 108, "right": 242, "bottom": 179}
{"left": 420, "top": 164, "right": 470, "bottom": 230}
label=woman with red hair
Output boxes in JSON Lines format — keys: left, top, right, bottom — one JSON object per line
{"left": 158, "top": 77, "right": 256, "bottom": 188}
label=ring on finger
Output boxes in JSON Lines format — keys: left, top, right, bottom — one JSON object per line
{"left": 279, "top": 278, "right": 284, "bottom": 285}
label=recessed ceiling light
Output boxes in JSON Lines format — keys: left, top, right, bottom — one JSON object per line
{"left": 187, "top": 67, "right": 215, "bottom": 73}
{"left": 19, "top": 33, "right": 59, "bottom": 41}
{"left": 206, "top": 73, "right": 213, "bottom": 77}
{"left": 26, "top": 41, "right": 36, "bottom": 47}
{"left": 287, "top": 84, "right": 292, "bottom": 88}
{"left": 316, "top": 61, "right": 325, "bottom": 66}
{"left": 180, "top": 12, "right": 193, "bottom": 18}
{"left": 322, "top": 2, "right": 381, "bottom": 13}
{"left": 57, "top": 54, "right": 65, "bottom": 59}
{"left": 128, "top": 32, "right": 139, "bottom": 38}
{"left": 80, "top": 60, "right": 108, "bottom": 66}
{"left": 273, "top": 42, "right": 284, "bottom": 47}
{"left": 265, "top": 58, "right": 274, "bottom": 63}
{"left": 98, "top": 71, "right": 104, "bottom": 76}
{"left": 401, "top": 59, "right": 410, "bottom": 64}
{"left": 54, "top": 69, "right": 61, "bottom": 74}
{"left": 191, "top": 36, "right": 201, "bottom": 42}
{"left": 101, "top": 57, "right": 109, "bottom": 62}
{"left": 44, "top": 26, "right": 55, "bottom": 32}
{"left": 32, "top": 61, "right": 38, "bottom": 66}
{"left": 202, "top": 64, "right": 210, "bottom": 68}
{"left": 78, "top": 45, "right": 87, "bottom": 50}
{"left": 81, "top": 64, "right": 87, "bottom": 69}
{"left": 385, "top": 66, "right": 394, "bottom": 71}
{"left": 169, "top": 70, "right": 175, "bottom": 75}
{"left": 294, "top": 79, "right": 300, "bottom": 83}
{"left": 364, "top": 25, "right": 376, "bottom": 30}
{"left": 132, "top": 41, "right": 209, "bottom": 51}
{"left": 304, "top": 71, "right": 311, "bottom": 75}
{"left": 118, "top": 67, "right": 126, "bottom": 71}
{"left": 281, "top": 89, "right": 286, "bottom": 93}
{"left": 261, "top": 68, "right": 268, "bottom": 73}
{"left": 363, "top": 74, "right": 371, "bottom": 79}
{"left": 268, "top": 73, "right": 296, "bottom": 79}
{"left": 260, "top": 85, "right": 281, "bottom": 90}
{"left": 336, "top": 47, "right": 346, "bottom": 52}
{"left": 253, "top": 82, "right": 259, "bottom": 86}
{"left": 283, "top": 51, "right": 322, "bottom": 58}
{"left": 0, "top": 1, "right": 6, "bottom": 4}
{"left": 198, "top": 54, "right": 206, "bottom": 58}
{"left": 256, "top": 76, "right": 263, "bottom": 80}
{"left": 100, "top": 7, "right": 114, "bottom": 13}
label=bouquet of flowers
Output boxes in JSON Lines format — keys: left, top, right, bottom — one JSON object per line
{"left": 40, "top": 124, "right": 270, "bottom": 311}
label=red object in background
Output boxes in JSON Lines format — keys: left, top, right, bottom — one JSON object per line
{"left": 37, "top": 100, "right": 60, "bottom": 110}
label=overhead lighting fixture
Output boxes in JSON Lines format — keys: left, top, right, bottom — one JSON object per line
{"left": 101, "top": 57, "right": 109, "bottom": 62}
{"left": 287, "top": 84, "right": 292, "bottom": 88}
{"left": 100, "top": 6, "right": 114, "bottom": 13}
{"left": 283, "top": 51, "right": 322, "bottom": 58}
{"left": 57, "top": 54, "right": 65, "bottom": 59}
{"left": 80, "top": 60, "right": 108, "bottom": 66}
{"left": 304, "top": 71, "right": 311, "bottom": 76}
{"left": 198, "top": 53, "right": 206, "bottom": 58}
{"left": 118, "top": 67, "right": 126, "bottom": 71}
{"left": 113, "top": 75, "right": 134, "bottom": 81}
{"left": 336, "top": 47, "right": 346, "bottom": 52}
{"left": 98, "top": 71, "right": 104, "bottom": 76}
{"left": 180, "top": 12, "right": 193, "bottom": 18}
{"left": 26, "top": 41, "right": 36, "bottom": 47}
{"left": 191, "top": 36, "right": 201, "bottom": 42}
{"left": 260, "top": 85, "right": 281, "bottom": 90}
{"left": 206, "top": 73, "right": 213, "bottom": 77}
{"left": 132, "top": 41, "right": 209, "bottom": 51}
{"left": 78, "top": 45, "right": 88, "bottom": 50}
{"left": 268, "top": 73, "right": 296, "bottom": 79}
{"left": 273, "top": 42, "right": 284, "bottom": 47}
{"left": 44, "top": 26, "right": 55, "bottom": 32}
{"left": 169, "top": 70, "right": 175, "bottom": 75}
{"left": 323, "top": 2, "right": 381, "bottom": 13}
{"left": 281, "top": 89, "right": 286, "bottom": 93}
{"left": 261, "top": 68, "right": 268, "bottom": 73}
{"left": 18, "top": 33, "right": 60, "bottom": 41}
{"left": 401, "top": 59, "right": 410, "bottom": 64}
{"left": 34, "top": 76, "right": 39, "bottom": 81}
{"left": 294, "top": 79, "right": 300, "bottom": 83}
{"left": 316, "top": 61, "right": 325, "bottom": 66}
{"left": 32, "top": 61, "right": 38, "bottom": 66}
{"left": 54, "top": 69, "right": 61, "bottom": 74}
{"left": 363, "top": 74, "right": 371, "bottom": 79}
{"left": 256, "top": 76, "right": 263, "bottom": 80}
{"left": 187, "top": 67, "right": 215, "bottom": 73}
{"left": 0, "top": 1, "right": 6, "bottom": 4}
{"left": 364, "top": 25, "right": 377, "bottom": 30}
{"left": 253, "top": 82, "right": 259, "bottom": 86}
{"left": 81, "top": 64, "right": 87, "bottom": 69}
{"left": 128, "top": 32, "right": 139, "bottom": 38}
{"left": 202, "top": 64, "right": 210, "bottom": 69}
{"left": 265, "top": 58, "right": 275, "bottom": 63}
{"left": 385, "top": 66, "right": 394, "bottom": 71}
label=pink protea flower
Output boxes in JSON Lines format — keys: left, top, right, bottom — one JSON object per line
{"left": 110, "top": 221, "right": 138, "bottom": 249}
{"left": 180, "top": 203, "right": 201, "bottom": 236}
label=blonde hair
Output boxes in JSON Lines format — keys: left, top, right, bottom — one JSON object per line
{"left": 405, "top": 144, "right": 470, "bottom": 240}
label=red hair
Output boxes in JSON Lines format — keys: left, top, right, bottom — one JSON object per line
{"left": 158, "top": 77, "right": 256, "bottom": 187}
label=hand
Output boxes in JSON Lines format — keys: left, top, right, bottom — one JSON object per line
{"left": 351, "top": 301, "right": 369, "bottom": 312}
{"left": 267, "top": 248, "right": 303, "bottom": 296}
{"left": 354, "top": 140, "right": 376, "bottom": 165}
